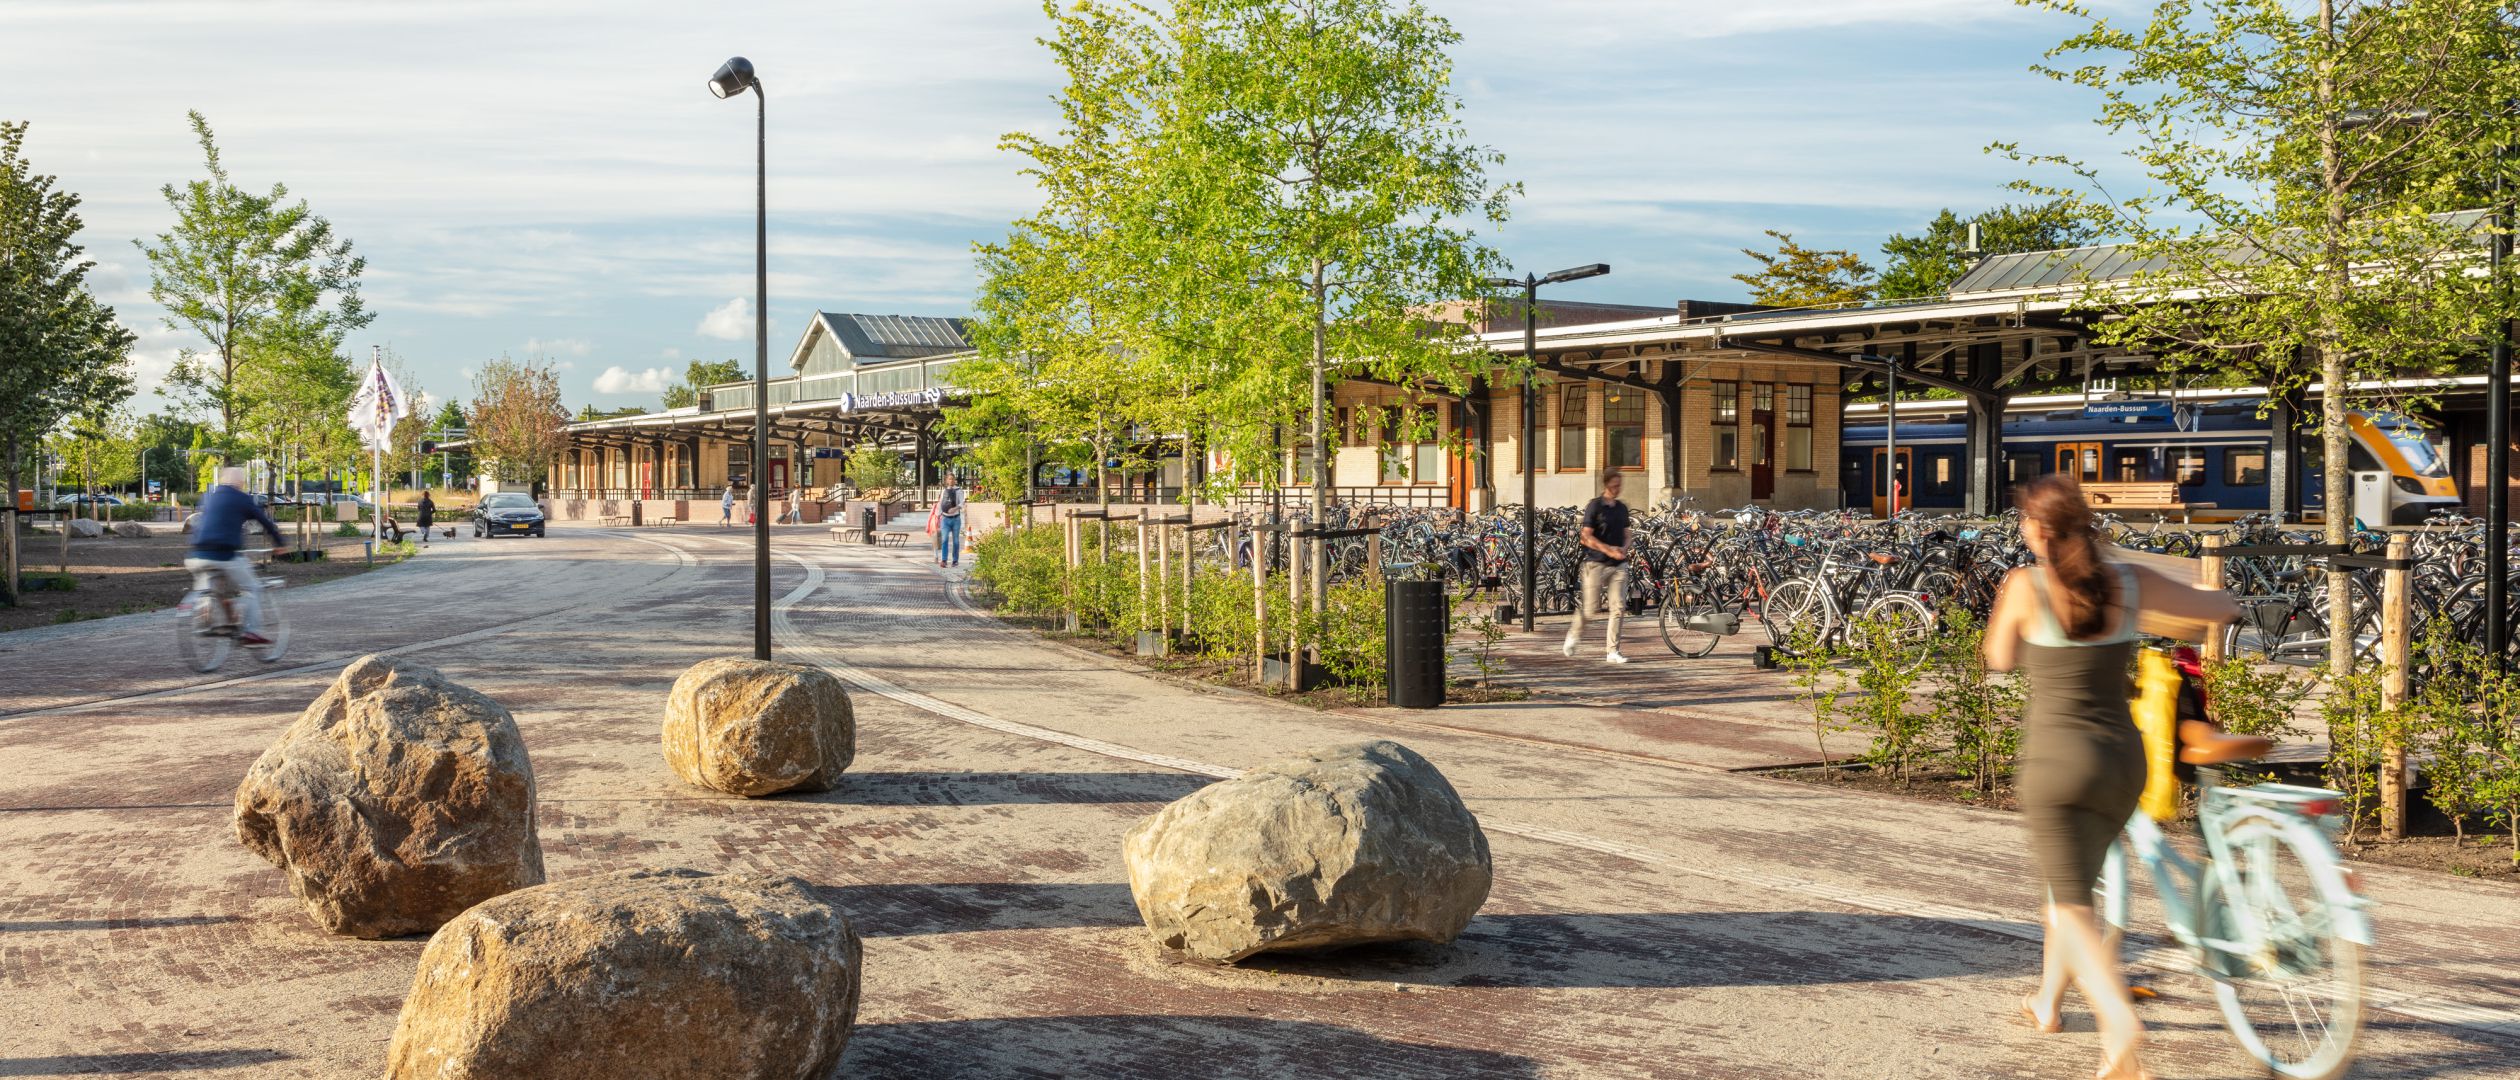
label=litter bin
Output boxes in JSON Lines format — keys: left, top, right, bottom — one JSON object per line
{"left": 860, "top": 506, "right": 878, "bottom": 544}
{"left": 1385, "top": 577, "right": 1447, "bottom": 709}
{"left": 631, "top": 501, "right": 642, "bottom": 527}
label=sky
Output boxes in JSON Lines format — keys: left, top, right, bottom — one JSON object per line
{"left": 2, "top": 0, "right": 2138, "bottom": 419}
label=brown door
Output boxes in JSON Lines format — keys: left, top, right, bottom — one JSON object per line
{"left": 768, "top": 459, "right": 789, "bottom": 493}
{"left": 1872, "top": 447, "right": 1912, "bottom": 517}
{"left": 1750, "top": 409, "right": 1776, "bottom": 500}
{"left": 2056, "top": 442, "right": 2103, "bottom": 483}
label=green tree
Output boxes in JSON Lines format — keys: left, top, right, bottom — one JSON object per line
{"left": 132, "top": 410, "right": 205, "bottom": 496}
{"left": 0, "top": 120, "right": 135, "bottom": 603}
{"left": 2010, "top": 0, "right": 2520, "bottom": 675}
{"left": 1732, "top": 229, "right": 1876, "bottom": 307}
{"left": 660, "top": 359, "right": 746, "bottom": 409}
{"left": 430, "top": 399, "right": 472, "bottom": 484}
{"left": 1875, "top": 202, "right": 2103, "bottom": 299}
{"left": 135, "top": 111, "right": 369, "bottom": 437}
{"left": 469, "top": 358, "right": 568, "bottom": 485}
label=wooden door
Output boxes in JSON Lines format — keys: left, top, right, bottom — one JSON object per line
{"left": 1872, "top": 447, "right": 1912, "bottom": 518}
{"left": 768, "top": 459, "right": 789, "bottom": 493}
{"left": 2055, "top": 442, "right": 2103, "bottom": 483}
{"left": 1750, "top": 409, "right": 1776, "bottom": 500}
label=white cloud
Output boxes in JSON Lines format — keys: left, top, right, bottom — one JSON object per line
{"left": 521, "top": 336, "right": 593, "bottom": 358}
{"left": 696, "top": 298, "right": 751, "bottom": 340}
{"left": 592, "top": 365, "right": 673, "bottom": 395}
{"left": 661, "top": 346, "right": 682, "bottom": 360}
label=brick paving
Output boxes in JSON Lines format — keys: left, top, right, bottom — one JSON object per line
{"left": 2, "top": 525, "right": 2514, "bottom": 1078}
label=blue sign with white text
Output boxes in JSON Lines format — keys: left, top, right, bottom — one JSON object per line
{"left": 2083, "top": 400, "right": 2174, "bottom": 420}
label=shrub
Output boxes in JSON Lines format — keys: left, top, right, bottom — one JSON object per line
{"left": 1926, "top": 609, "right": 2022, "bottom": 797}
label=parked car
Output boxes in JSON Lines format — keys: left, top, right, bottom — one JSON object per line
{"left": 472, "top": 492, "right": 546, "bottom": 538}
{"left": 50, "top": 493, "right": 126, "bottom": 508}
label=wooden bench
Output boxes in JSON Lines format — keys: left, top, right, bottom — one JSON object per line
{"left": 2082, "top": 482, "right": 2215, "bottom": 522}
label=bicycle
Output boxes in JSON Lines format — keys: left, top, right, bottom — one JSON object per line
{"left": 176, "top": 549, "right": 290, "bottom": 672}
{"left": 2095, "top": 719, "right": 2371, "bottom": 1079}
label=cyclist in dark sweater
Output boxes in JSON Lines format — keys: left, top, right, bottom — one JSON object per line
{"left": 187, "top": 467, "right": 288, "bottom": 645}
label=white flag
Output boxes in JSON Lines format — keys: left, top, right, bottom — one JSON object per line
{"left": 348, "top": 359, "right": 408, "bottom": 449}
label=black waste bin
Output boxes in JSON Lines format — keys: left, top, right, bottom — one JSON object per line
{"left": 1385, "top": 577, "right": 1447, "bottom": 709}
{"left": 860, "top": 506, "right": 878, "bottom": 544}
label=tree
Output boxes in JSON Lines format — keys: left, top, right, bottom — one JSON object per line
{"left": 132, "top": 410, "right": 206, "bottom": 495}
{"left": 575, "top": 404, "right": 648, "bottom": 421}
{"left": 237, "top": 316, "right": 361, "bottom": 494}
{"left": 1875, "top": 202, "right": 2103, "bottom": 299}
{"left": 135, "top": 111, "right": 369, "bottom": 437}
{"left": 0, "top": 120, "right": 135, "bottom": 603}
{"left": 1732, "top": 229, "right": 1876, "bottom": 307}
{"left": 2010, "top": 0, "right": 2520, "bottom": 675}
{"left": 660, "top": 360, "right": 746, "bottom": 409}
{"left": 468, "top": 358, "right": 568, "bottom": 485}
{"left": 430, "top": 399, "right": 472, "bottom": 484}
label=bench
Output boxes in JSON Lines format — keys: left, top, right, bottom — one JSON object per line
{"left": 646, "top": 515, "right": 681, "bottom": 527}
{"left": 601, "top": 514, "right": 634, "bottom": 527}
{"left": 2082, "top": 482, "right": 2215, "bottom": 522}
{"left": 831, "top": 526, "right": 873, "bottom": 544}
{"left": 879, "top": 532, "right": 908, "bottom": 547}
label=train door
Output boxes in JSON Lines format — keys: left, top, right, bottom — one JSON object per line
{"left": 1750, "top": 395, "right": 1776, "bottom": 501}
{"left": 2055, "top": 442, "right": 2103, "bottom": 483}
{"left": 1871, "top": 447, "right": 1911, "bottom": 517}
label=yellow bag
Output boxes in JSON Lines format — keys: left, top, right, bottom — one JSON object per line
{"left": 2131, "top": 648, "right": 2183, "bottom": 822}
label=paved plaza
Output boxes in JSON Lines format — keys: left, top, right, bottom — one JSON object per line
{"left": 4, "top": 524, "right": 2518, "bottom": 1078}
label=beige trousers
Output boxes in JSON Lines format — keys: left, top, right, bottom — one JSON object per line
{"left": 1565, "top": 560, "right": 1628, "bottom": 651}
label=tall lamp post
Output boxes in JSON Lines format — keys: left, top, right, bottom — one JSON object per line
{"left": 1482, "top": 263, "right": 1610, "bottom": 632}
{"left": 709, "top": 56, "right": 773, "bottom": 661}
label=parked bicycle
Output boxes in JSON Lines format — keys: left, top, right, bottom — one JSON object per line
{"left": 176, "top": 549, "right": 290, "bottom": 672}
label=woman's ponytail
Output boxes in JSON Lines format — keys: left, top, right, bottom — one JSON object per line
{"left": 2016, "top": 475, "right": 2115, "bottom": 638}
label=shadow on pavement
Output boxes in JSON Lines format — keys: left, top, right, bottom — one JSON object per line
{"left": 1234, "top": 910, "right": 2040, "bottom": 989}
{"left": 0, "top": 916, "right": 244, "bottom": 933}
{"left": 790, "top": 771, "right": 1212, "bottom": 807}
{"left": 805, "top": 881, "right": 1141, "bottom": 937}
{"left": 843, "top": 1015, "right": 1543, "bottom": 1079}
{"left": 0, "top": 1049, "right": 290, "bottom": 1075}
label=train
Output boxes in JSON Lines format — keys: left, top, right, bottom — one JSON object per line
{"left": 1842, "top": 397, "right": 2463, "bottom": 524}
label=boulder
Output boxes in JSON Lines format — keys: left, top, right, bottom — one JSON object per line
{"left": 65, "top": 517, "right": 104, "bottom": 538}
{"left": 662, "top": 658, "right": 853, "bottom": 796}
{"left": 385, "top": 868, "right": 862, "bottom": 1080}
{"left": 111, "top": 520, "right": 150, "bottom": 538}
{"left": 1123, "top": 739, "right": 1491, "bottom": 963}
{"left": 233, "top": 655, "right": 543, "bottom": 938}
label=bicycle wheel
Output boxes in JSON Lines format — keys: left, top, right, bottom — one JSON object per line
{"left": 175, "top": 599, "right": 229, "bottom": 673}
{"left": 1860, "top": 592, "right": 1935, "bottom": 674}
{"left": 1761, "top": 578, "right": 1817, "bottom": 648}
{"left": 1656, "top": 583, "right": 1731, "bottom": 659}
{"left": 2201, "top": 813, "right": 2366, "bottom": 1080}
{"left": 253, "top": 585, "right": 290, "bottom": 663}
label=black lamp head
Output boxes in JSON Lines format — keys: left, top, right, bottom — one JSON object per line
{"left": 708, "top": 57, "right": 758, "bottom": 99}
{"left": 1540, "top": 263, "right": 1611, "bottom": 285}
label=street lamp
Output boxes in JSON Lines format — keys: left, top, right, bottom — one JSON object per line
{"left": 1482, "top": 262, "right": 1611, "bottom": 632}
{"left": 708, "top": 55, "right": 773, "bottom": 661}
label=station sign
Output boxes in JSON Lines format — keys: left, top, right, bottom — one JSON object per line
{"left": 2083, "top": 399, "right": 2174, "bottom": 420}
{"left": 836, "top": 388, "right": 947, "bottom": 414}
{"left": 810, "top": 447, "right": 849, "bottom": 459}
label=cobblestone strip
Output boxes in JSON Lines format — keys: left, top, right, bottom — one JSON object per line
{"left": 795, "top": 541, "right": 2520, "bottom": 1048}
{"left": 0, "top": 531, "right": 700, "bottom": 721}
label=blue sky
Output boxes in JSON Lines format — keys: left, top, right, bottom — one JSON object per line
{"left": 2, "top": 0, "right": 2134, "bottom": 417}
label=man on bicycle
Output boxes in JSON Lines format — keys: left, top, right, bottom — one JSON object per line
{"left": 187, "top": 467, "right": 288, "bottom": 646}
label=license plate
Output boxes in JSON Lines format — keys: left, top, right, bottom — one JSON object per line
{"left": 507, "top": 523, "right": 530, "bottom": 531}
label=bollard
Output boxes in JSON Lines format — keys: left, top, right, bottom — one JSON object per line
{"left": 2379, "top": 533, "right": 2412, "bottom": 840}
{"left": 2199, "top": 533, "right": 2227, "bottom": 664}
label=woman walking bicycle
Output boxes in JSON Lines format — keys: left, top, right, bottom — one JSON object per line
{"left": 1984, "top": 475, "right": 2236, "bottom": 1080}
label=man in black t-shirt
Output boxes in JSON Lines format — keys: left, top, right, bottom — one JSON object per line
{"left": 1564, "top": 472, "right": 1633, "bottom": 663}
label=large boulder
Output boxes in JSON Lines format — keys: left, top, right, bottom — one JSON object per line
{"left": 1123, "top": 739, "right": 1491, "bottom": 963}
{"left": 111, "top": 520, "right": 150, "bottom": 538}
{"left": 385, "top": 868, "right": 863, "bottom": 1080}
{"left": 233, "top": 655, "right": 543, "bottom": 938}
{"left": 65, "top": 517, "right": 104, "bottom": 538}
{"left": 662, "top": 658, "right": 853, "bottom": 796}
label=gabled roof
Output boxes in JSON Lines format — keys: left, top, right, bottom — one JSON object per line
{"left": 817, "top": 312, "right": 972, "bottom": 361}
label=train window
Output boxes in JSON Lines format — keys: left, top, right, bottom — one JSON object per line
{"left": 2347, "top": 440, "right": 2383, "bottom": 474}
{"left": 2173, "top": 450, "right": 2207, "bottom": 487}
{"left": 2005, "top": 451, "right": 2043, "bottom": 484}
{"left": 1930, "top": 454, "right": 1957, "bottom": 493}
{"left": 2112, "top": 450, "right": 2149, "bottom": 482}
{"left": 2226, "top": 449, "right": 2269, "bottom": 487}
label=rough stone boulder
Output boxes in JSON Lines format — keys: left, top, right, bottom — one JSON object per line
{"left": 111, "top": 520, "right": 150, "bottom": 538}
{"left": 662, "top": 657, "right": 854, "bottom": 796}
{"left": 65, "top": 517, "right": 104, "bottom": 538}
{"left": 1123, "top": 739, "right": 1492, "bottom": 963}
{"left": 233, "top": 655, "right": 543, "bottom": 938}
{"left": 385, "top": 868, "right": 863, "bottom": 1080}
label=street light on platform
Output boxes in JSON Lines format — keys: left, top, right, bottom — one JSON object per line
{"left": 1484, "top": 263, "right": 1611, "bottom": 633}
{"left": 709, "top": 55, "right": 773, "bottom": 660}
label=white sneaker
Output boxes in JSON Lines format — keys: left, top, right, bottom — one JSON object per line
{"left": 1560, "top": 637, "right": 1577, "bottom": 657}
{"left": 1605, "top": 651, "right": 1632, "bottom": 664}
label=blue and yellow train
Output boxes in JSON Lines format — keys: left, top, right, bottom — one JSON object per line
{"left": 1843, "top": 398, "right": 2463, "bottom": 523}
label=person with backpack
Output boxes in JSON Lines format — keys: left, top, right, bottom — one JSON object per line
{"left": 936, "top": 474, "right": 968, "bottom": 568}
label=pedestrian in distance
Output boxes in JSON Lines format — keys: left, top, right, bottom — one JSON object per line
{"left": 415, "top": 491, "right": 435, "bottom": 546}
{"left": 785, "top": 485, "right": 803, "bottom": 525}
{"left": 719, "top": 483, "right": 735, "bottom": 528}
{"left": 1562, "top": 472, "right": 1633, "bottom": 663}
{"left": 936, "top": 473, "right": 967, "bottom": 568}
{"left": 1985, "top": 475, "right": 2236, "bottom": 1080}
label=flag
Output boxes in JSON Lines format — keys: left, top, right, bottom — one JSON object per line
{"left": 348, "top": 358, "right": 407, "bottom": 450}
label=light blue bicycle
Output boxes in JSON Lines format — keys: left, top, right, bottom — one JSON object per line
{"left": 2097, "top": 761, "right": 2372, "bottom": 1080}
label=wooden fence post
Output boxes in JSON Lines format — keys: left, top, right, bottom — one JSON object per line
{"left": 2200, "top": 533, "right": 2227, "bottom": 665}
{"left": 1287, "top": 533, "right": 1304, "bottom": 689}
{"left": 2379, "top": 533, "right": 2412, "bottom": 840}
{"left": 1137, "top": 520, "right": 1151, "bottom": 637}
{"left": 1251, "top": 527, "right": 1267, "bottom": 684}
